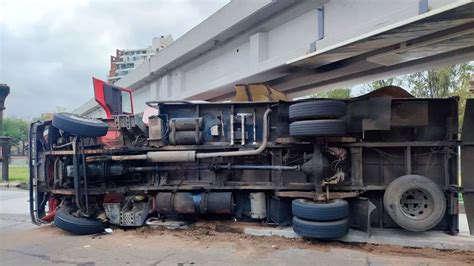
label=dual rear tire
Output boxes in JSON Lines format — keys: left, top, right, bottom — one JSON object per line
{"left": 292, "top": 175, "right": 446, "bottom": 238}
{"left": 289, "top": 100, "right": 346, "bottom": 120}
{"left": 289, "top": 100, "right": 347, "bottom": 137}
{"left": 290, "top": 120, "right": 346, "bottom": 137}
{"left": 291, "top": 199, "right": 349, "bottom": 239}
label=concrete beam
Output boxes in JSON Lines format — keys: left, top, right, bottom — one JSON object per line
{"left": 76, "top": 0, "right": 473, "bottom": 117}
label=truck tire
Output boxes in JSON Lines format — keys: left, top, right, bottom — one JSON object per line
{"left": 292, "top": 199, "right": 348, "bottom": 221}
{"left": 290, "top": 119, "right": 346, "bottom": 137}
{"left": 52, "top": 113, "right": 109, "bottom": 137}
{"left": 54, "top": 206, "right": 105, "bottom": 235}
{"left": 383, "top": 175, "right": 446, "bottom": 232}
{"left": 289, "top": 100, "right": 346, "bottom": 121}
{"left": 292, "top": 216, "right": 349, "bottom": 239}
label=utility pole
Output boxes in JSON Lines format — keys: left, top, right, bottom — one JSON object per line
{"left": 0, "top": 84, "right": 11, "bottom": 182}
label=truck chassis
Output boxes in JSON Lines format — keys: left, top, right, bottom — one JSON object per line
{"left": 29, "top": 85, "right": 473, "bottom": 238}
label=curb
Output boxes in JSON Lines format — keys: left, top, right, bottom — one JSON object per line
{"left": 242, "top": 226, "right": 474, "bottom": 251}
{"left": 0, "top": 181, "right": 22, "bottom": 188}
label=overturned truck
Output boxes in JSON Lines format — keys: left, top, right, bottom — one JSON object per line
{"left": 29, "top": 79, "right": 474, "bottom": 238}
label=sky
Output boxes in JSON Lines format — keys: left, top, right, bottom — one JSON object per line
{"left": 0, "top": 0, "right": 229, "bottom": 119}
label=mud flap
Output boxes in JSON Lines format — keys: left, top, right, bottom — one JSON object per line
{"left": 348, "top": 197, "right": 376, "bottom": 234}
{"left": 461, "top": 99, "right": 474, "bottom": 235}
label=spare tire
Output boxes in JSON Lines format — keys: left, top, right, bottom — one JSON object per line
{"left": 54, "top": 206, "right": 105, "bottom": 235}
{"left": 292, "top": 199, "right": 348, "bottom": 221}
{"left": 289, "top": 100, "right": 346, "bottom": 121}
{"left": 292, "top": 216, "right": 349, "bottom": 239}
{"left": 383, "top": 175, "right": 446, "bottom": 232}
{"left": 290, "top": 119, "right": 346, "bottom": 137}
{"left": 52, "top": 113, "right": 109, "bottom": 137}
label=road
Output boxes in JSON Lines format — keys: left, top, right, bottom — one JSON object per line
{"left": 0, "top": 188, "right": 473, "bottom": 266}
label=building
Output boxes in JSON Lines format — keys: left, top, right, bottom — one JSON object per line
{"left": 107, "top": 35, "right": 173, "bottom": 84}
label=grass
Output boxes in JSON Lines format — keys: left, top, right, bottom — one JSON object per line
{"left": 8, "top": 165, "right": 29, "bottom": 184}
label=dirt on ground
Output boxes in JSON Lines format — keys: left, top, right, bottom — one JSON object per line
{"left": 4, "top": 219, "right": 473, "bottom": 265}
{"left": 114, "top": 220, "right": 474, "bottom": 264}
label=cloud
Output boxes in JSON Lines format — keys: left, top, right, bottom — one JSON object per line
{"left": 0, "top": 0, "right": 229, "bottom": 118}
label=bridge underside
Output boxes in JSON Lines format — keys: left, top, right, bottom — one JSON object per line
{"left": 76, "top": 0, "right": 474, "bottom": 117}
{"left": 201, "top": 1, "right": 474, "bottom": 100}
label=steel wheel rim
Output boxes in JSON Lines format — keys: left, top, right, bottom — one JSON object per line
{"left": 400, "top": 188, "right": 434, "bottom": 221}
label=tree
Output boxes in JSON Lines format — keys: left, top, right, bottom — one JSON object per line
{"left": 406, "top": 63, "right": 473, "bottom": 126}
{"left": 1, "top": 117, "right": 29, "bottom": 145}
{"left": 310, "top": 88, "right": 351, "bottom": 99}
{"left": 456, "top": 84, "right": 473, "bottom": 128}
{"left": 407, "top": 64, "right": 471, "bottom": 98}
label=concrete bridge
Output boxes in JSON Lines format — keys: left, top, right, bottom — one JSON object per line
{"left": 76, "top": 0, "right": 474, "bottom": 117}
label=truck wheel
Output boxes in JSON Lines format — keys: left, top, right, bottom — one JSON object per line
{"left": 383, "top": 175, "right": 446, "bottom": 232}
{"left": 52, "top": 113, "right": 109, "bottom": 137}
{"left": 290, "top": 119, "right": 346, "bottom": 137}
{"left": 292, "top": 216, "right": 349, "bottom": 239}
{"left": 54, "top": 206, "right": 105, "bottom": 235}
{"left": 292, "top": 199, "right": 348, "bottom": 221}
{"left": 289, "top": 100, "right": 346, "bottom": 121}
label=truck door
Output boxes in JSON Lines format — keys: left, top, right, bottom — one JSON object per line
{"left": 462, "top": 99, "right": 474, "bottom": 235}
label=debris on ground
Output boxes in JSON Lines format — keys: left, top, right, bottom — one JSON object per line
{"left": 129, "top": 221, "right": 474, "bottom": 264}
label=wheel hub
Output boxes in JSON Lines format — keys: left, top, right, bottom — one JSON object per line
{"left": 400, "top": 188, "right": 434, "bottom": 220}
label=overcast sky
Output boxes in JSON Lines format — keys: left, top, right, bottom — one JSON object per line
{"left": 0, "top": 0, "right": 229, "bottom": 119}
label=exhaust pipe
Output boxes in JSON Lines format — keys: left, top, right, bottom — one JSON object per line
{"left": 101, "top": 151, "right": 196, "bottom": 163}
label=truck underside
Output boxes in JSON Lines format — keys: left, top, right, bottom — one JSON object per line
{"left": 29, "top": 84, "right": 473, "bottom": 238}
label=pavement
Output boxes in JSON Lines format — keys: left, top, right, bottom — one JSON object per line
{"left": 0, "top": 188, "right": 473, "bottom": 265}
{"left": 244, "top": 222, "right": 474, "bottom": 251}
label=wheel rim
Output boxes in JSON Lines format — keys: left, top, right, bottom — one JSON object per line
{"left": 399, "top": 188, "right": 434, "bottom": 221}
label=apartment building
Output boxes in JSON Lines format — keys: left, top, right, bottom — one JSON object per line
{"left": 107, "top": 35, "right": 173, "bottom": 83}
